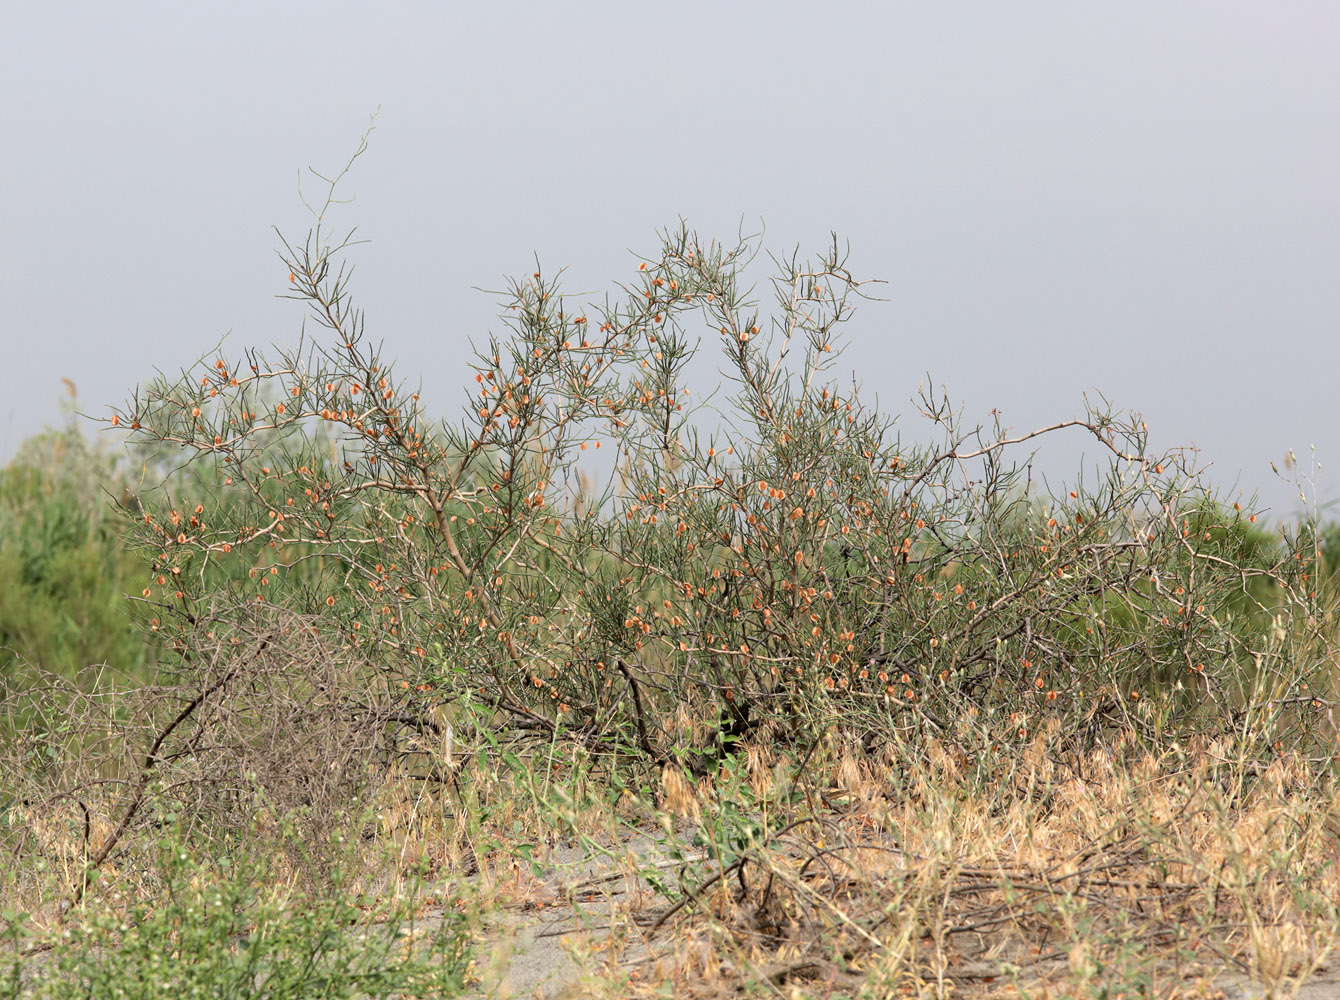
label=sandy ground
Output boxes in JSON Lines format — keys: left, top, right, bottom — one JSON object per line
{"left": 461, "top": 830, "right": 678, "bottom": 999}
{"left": 443, "top": 832, "right": 1340, "bottom": 1000}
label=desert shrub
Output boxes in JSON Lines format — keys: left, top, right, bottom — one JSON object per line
{"left": 101, "top": 159, "right": 1331, "bottom": 791}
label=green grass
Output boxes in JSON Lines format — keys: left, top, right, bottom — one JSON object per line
{"left": 0, "top": 419, "right": 155, "bottom": 685}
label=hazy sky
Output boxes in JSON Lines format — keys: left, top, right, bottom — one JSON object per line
{"left": 3, "top": 2, "right": 1336, "bottom": 519}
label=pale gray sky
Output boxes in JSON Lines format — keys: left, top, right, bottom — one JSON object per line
{"left": 3, "top": 2, "right": 1336, "bottom": 518}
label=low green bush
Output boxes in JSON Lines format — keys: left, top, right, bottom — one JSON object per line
{"left": 1, "top": 831, "right": 471, "bottom": 1000}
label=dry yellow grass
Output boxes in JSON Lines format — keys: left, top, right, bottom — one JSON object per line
{"left": 486, "top": 722, "right": 1340, "bottom": 999}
